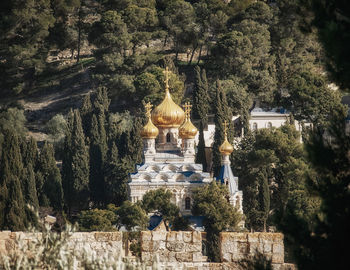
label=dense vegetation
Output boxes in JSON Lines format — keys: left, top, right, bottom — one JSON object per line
{"left": 0, "top": 0, "right": 349, "bottom": 269}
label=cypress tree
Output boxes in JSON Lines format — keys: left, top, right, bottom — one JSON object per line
{"left": 62, "top": 109, "right": 90, "bottom": 214}
{"left": 259, "top": 170, "right": 270, "bottom": 232}
{"left": 23, "top": 164, "right": 39, "bottom": 209}
{"left": 212, "top": 80, "right": 233, "bottom": 176}
{"left": 89, "top": 114, "right": 106, "bottom": 205}
{"left": 193, "top": 66, "right": 210, "bottom": 171}
{"left": 37, "top": 142, "right": 64, "bottom": 210}
{"left": 0, "top": 130, "right": 27, "bottom": 230}
{"left": 104, "top": 142, "right": 128, "bottom": 206}
{"left": 80, "top": 93, "right": 93, "bottom": 137}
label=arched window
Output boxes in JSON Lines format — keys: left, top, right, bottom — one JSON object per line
{"left": 252, "top": 122, "right": 258, "bottom": 131}
{"left": 267, "top": 122, "right": 272, "bottom": 129}
{"left": 166, "top": 133, "right": 171, "bottom": 142}
{"left": 185, "top": 197, "right": 191, "bottom": 210}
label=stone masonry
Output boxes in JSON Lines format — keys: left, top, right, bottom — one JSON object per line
{"left": 0, "top": 231, "right": 295, "bottom": 270}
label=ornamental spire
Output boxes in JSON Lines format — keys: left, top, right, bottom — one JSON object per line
{"left": 163, "top": 66, "right": 170, "bottom": 92}
{"left": 183, "top": 102, "right": 192, "bottom": 120}
{"left": 144, "top": 102, "right": 153, "bottom": 118}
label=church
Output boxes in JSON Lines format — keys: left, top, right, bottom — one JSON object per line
{"left": 128, "top": 68, "right": 243, "bottom": 216}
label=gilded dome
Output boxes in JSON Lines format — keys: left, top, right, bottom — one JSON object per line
{"left": 179, "top": 119, "right": 198, "bottom": 139}
{"left": 141, "top": 102, "right": 159, "bottom": 139}
{"left": 179, "top": 102, "right": 198, "bottom": 139}
{"left": 151, "top": 87, "right": 185, "bottom": 128}
{"left": 219, "top": 138, "right": 234, "bottom": 155}
{"left": 219, "top": 120, "right": 233, "bottom": 155}
{"left": 141, "top": 118, "right": 159, "bottom": 139}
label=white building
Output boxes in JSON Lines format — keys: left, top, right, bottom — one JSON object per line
{"left": 128, "top": 70, "right": 243, "bottom": 215}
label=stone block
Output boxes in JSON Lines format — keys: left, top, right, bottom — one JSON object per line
{"left": 94, "top": 232, "right": 121, "bottom": 241}
{"left": 185, "top": 243, "right": 201, "bottom": 252}
{"left": 221, "top": 252, "right": 232, "bottom": 262}
{"left": 168, "top": 251, "right": 177, "bottom": 262}
{"left": 5, "top": 239, "right": 15, "bottom": 251}
{"left": 228, "top": 232, "right": 248, "bottom": 242}
{"left": 0, "top": 231, "right": 10, "bottom": 240}
{"left": 166, "top": 231, "right": 177, "bottom": 242}
{"left": 158, "top": 250, "right": 170, "bottom": 262}
{"left": 0, "top": 240, "right": 6, "bottom": 253}
{"left": 166, "top": 242, "right": 185, "bottom": 252}
{"left": 175, "top": 252, "right": 193, "bottom": 262}
{"left": 238, "top": 242, "right": 249, "bottom": 254}
{"left": 221, "top": 241, "right": 237, "bottom": 254}
{"left": 142, "top": 240, "right": 160, "bottom": 252}
{"left": 264, "top": 243, "right": 272, "bottom": 253}
{"left": 272, "top": 243, "right": 284, "bottom": 254}
{"left": 176, "top": 232, "right": 183, "bottom": 241}
{"left": 141, "top": 251, "right": 153, "bottom": 262}
{"left": 192, "top": 252, "right": 206, "bottom": 262}
{"left": 248, "top": 242, "right": 259, "bottom": 254}
{"left": 247, "top": 233, "right": 260, "bottom": 243}
{"left": 141, "top": 231, "right": 152, "bottom": 241}
{"left": 183, "top": 232, "right": 192, "bottom": 243}
{"left": 272, "top": 253, "right": 284, "bottom": 264}
{"left": 192, "top": 232, "right": 201, "bottom": 243}
{"left": 152, "top": 231, "right": 167, "bottom": 241}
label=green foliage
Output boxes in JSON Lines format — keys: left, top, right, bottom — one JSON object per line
{"left": 62, "top": 109, "right": 90, "bottom": 212}
{"left": 116, "top": 201, "right": 148, "bottom": 231}
{"left": 233, "top": 124, "right": 320, "bottom": 232}
{"left": 212, "top": 80, "right": 233, "bottom": 176}
{"left": 37, "top": 142, "right": 64, "bottom": 210}
{"left": 239, "top": 252, "right": 273, "bottom": 270}
{"left": 78, "top": 204, "right": 117, "bottom": 232}
{"left": 0, "top": 108, "right": 28, "bottom": 135}
{"left": 141, "top": 189, "right": 181, "bottom": 226}
{"left": 192, "top": 181, "right": 242, "bottom": 261}
{"left": 0, "top": 0, "right": 55, "bottom": 94}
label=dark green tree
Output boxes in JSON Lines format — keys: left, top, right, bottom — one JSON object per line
{"left": 22, "top": 164, "right": 39, "bottom": 210}
{"left": 212, "top": 80, "right": 233, "bottom": 176}
{"left": 78, "top": 204, "right": 118, "bottom": 232}
{"left": 192, "top": 181, "right": 242, "bottom": 261}
{"left": 141, "top": 189, "right": 181, "bottom": 228}
{"left": 37, "top": 142, "right": 64, "bottom": 210}
{"left": 62, "top": 109, "right": 90, "bottom": 213}
{"left": 116, "top": 201, "right": 149, "bottom": 231}
{"left": 80, "top": 93, "right": 93, "bottom": 137}
{"left": 193, "top": 66, "right": 210, "bottom": 171}
{"left": 0, "top": 0, "right": 55, "bottom": 94}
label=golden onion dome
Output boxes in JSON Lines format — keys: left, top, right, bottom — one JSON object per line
{"left": 179, "top": 119, "right": 198, "bottom": 139}
{"left": 219, "top": 138, "right": 234, "bottom": 155}
{"left": 179, "top": 102, "right": 198, "bottom": 139}
{"left": 219, "top": 120, "right": 233, "bottom": 155}
{"left": 141, "top": 102, "right": 159, "bottom": 139}
{"left": 141, "top": 118, "right": 159, "bottom": 139}
{"left": 151, "top": 67, "right": 185, "bottom": 128}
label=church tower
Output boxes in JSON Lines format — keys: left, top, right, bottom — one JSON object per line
{"left": 128, "top": 67, "right": 211, "bottom": 215}
{"left": 217, "top": 121, "right": 243, "bottom": 213}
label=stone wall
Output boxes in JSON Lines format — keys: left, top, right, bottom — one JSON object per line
{"left": 220, "top": 232, "right": 286, "bottom": 267}
{"left": 140, "top": 231, "right": 206, "bottom": 263}
{"left": 0, "top": 231, "right": 123, "bottom": 259}
{"left": 0, "top": 230, "right": 295, "bottom": 269}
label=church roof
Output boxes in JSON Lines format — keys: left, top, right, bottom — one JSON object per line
{"left": 218, "top": 164, "right": 238, "bottom": 196}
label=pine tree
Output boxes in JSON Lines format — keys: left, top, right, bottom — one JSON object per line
{"left": 212, "top": 80, "right": 233, "bottom": 176}
{"left": 258, "top": 170, "right": 270, "bottom": 232}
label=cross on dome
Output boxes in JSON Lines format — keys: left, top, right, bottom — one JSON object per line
{"left": 223, "top": 120, "right": 228, "bottom": 138}
{"left": 183, "top": 102, "right": 192, "bottom": 119}
{"left": 144, "top": 102, "right": 153, "bottom": 118}
{"left": 163, "top": 66, "right": 170, "bottom": 90}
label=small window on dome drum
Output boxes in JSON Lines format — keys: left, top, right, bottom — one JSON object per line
{"left": 185, "top": 197, "right": 191, "bottom": 210}
{"left": 166, "top": 133, "right": 171, "bottom": 142}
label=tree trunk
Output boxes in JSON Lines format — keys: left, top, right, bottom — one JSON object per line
{"left": 71, "top": 48, "right": 74, "bottom": 60}
{"left": 197, "top": 44, "right": 203, "bottom": 64}
{"left": 163, "top": 34, "right": 168, "bottom": 47}
{"left": 77, "top": 7, "right": 82, "bottom": 63}
{"left": 188, "top": 45, "right": 198, "bottom": 65}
